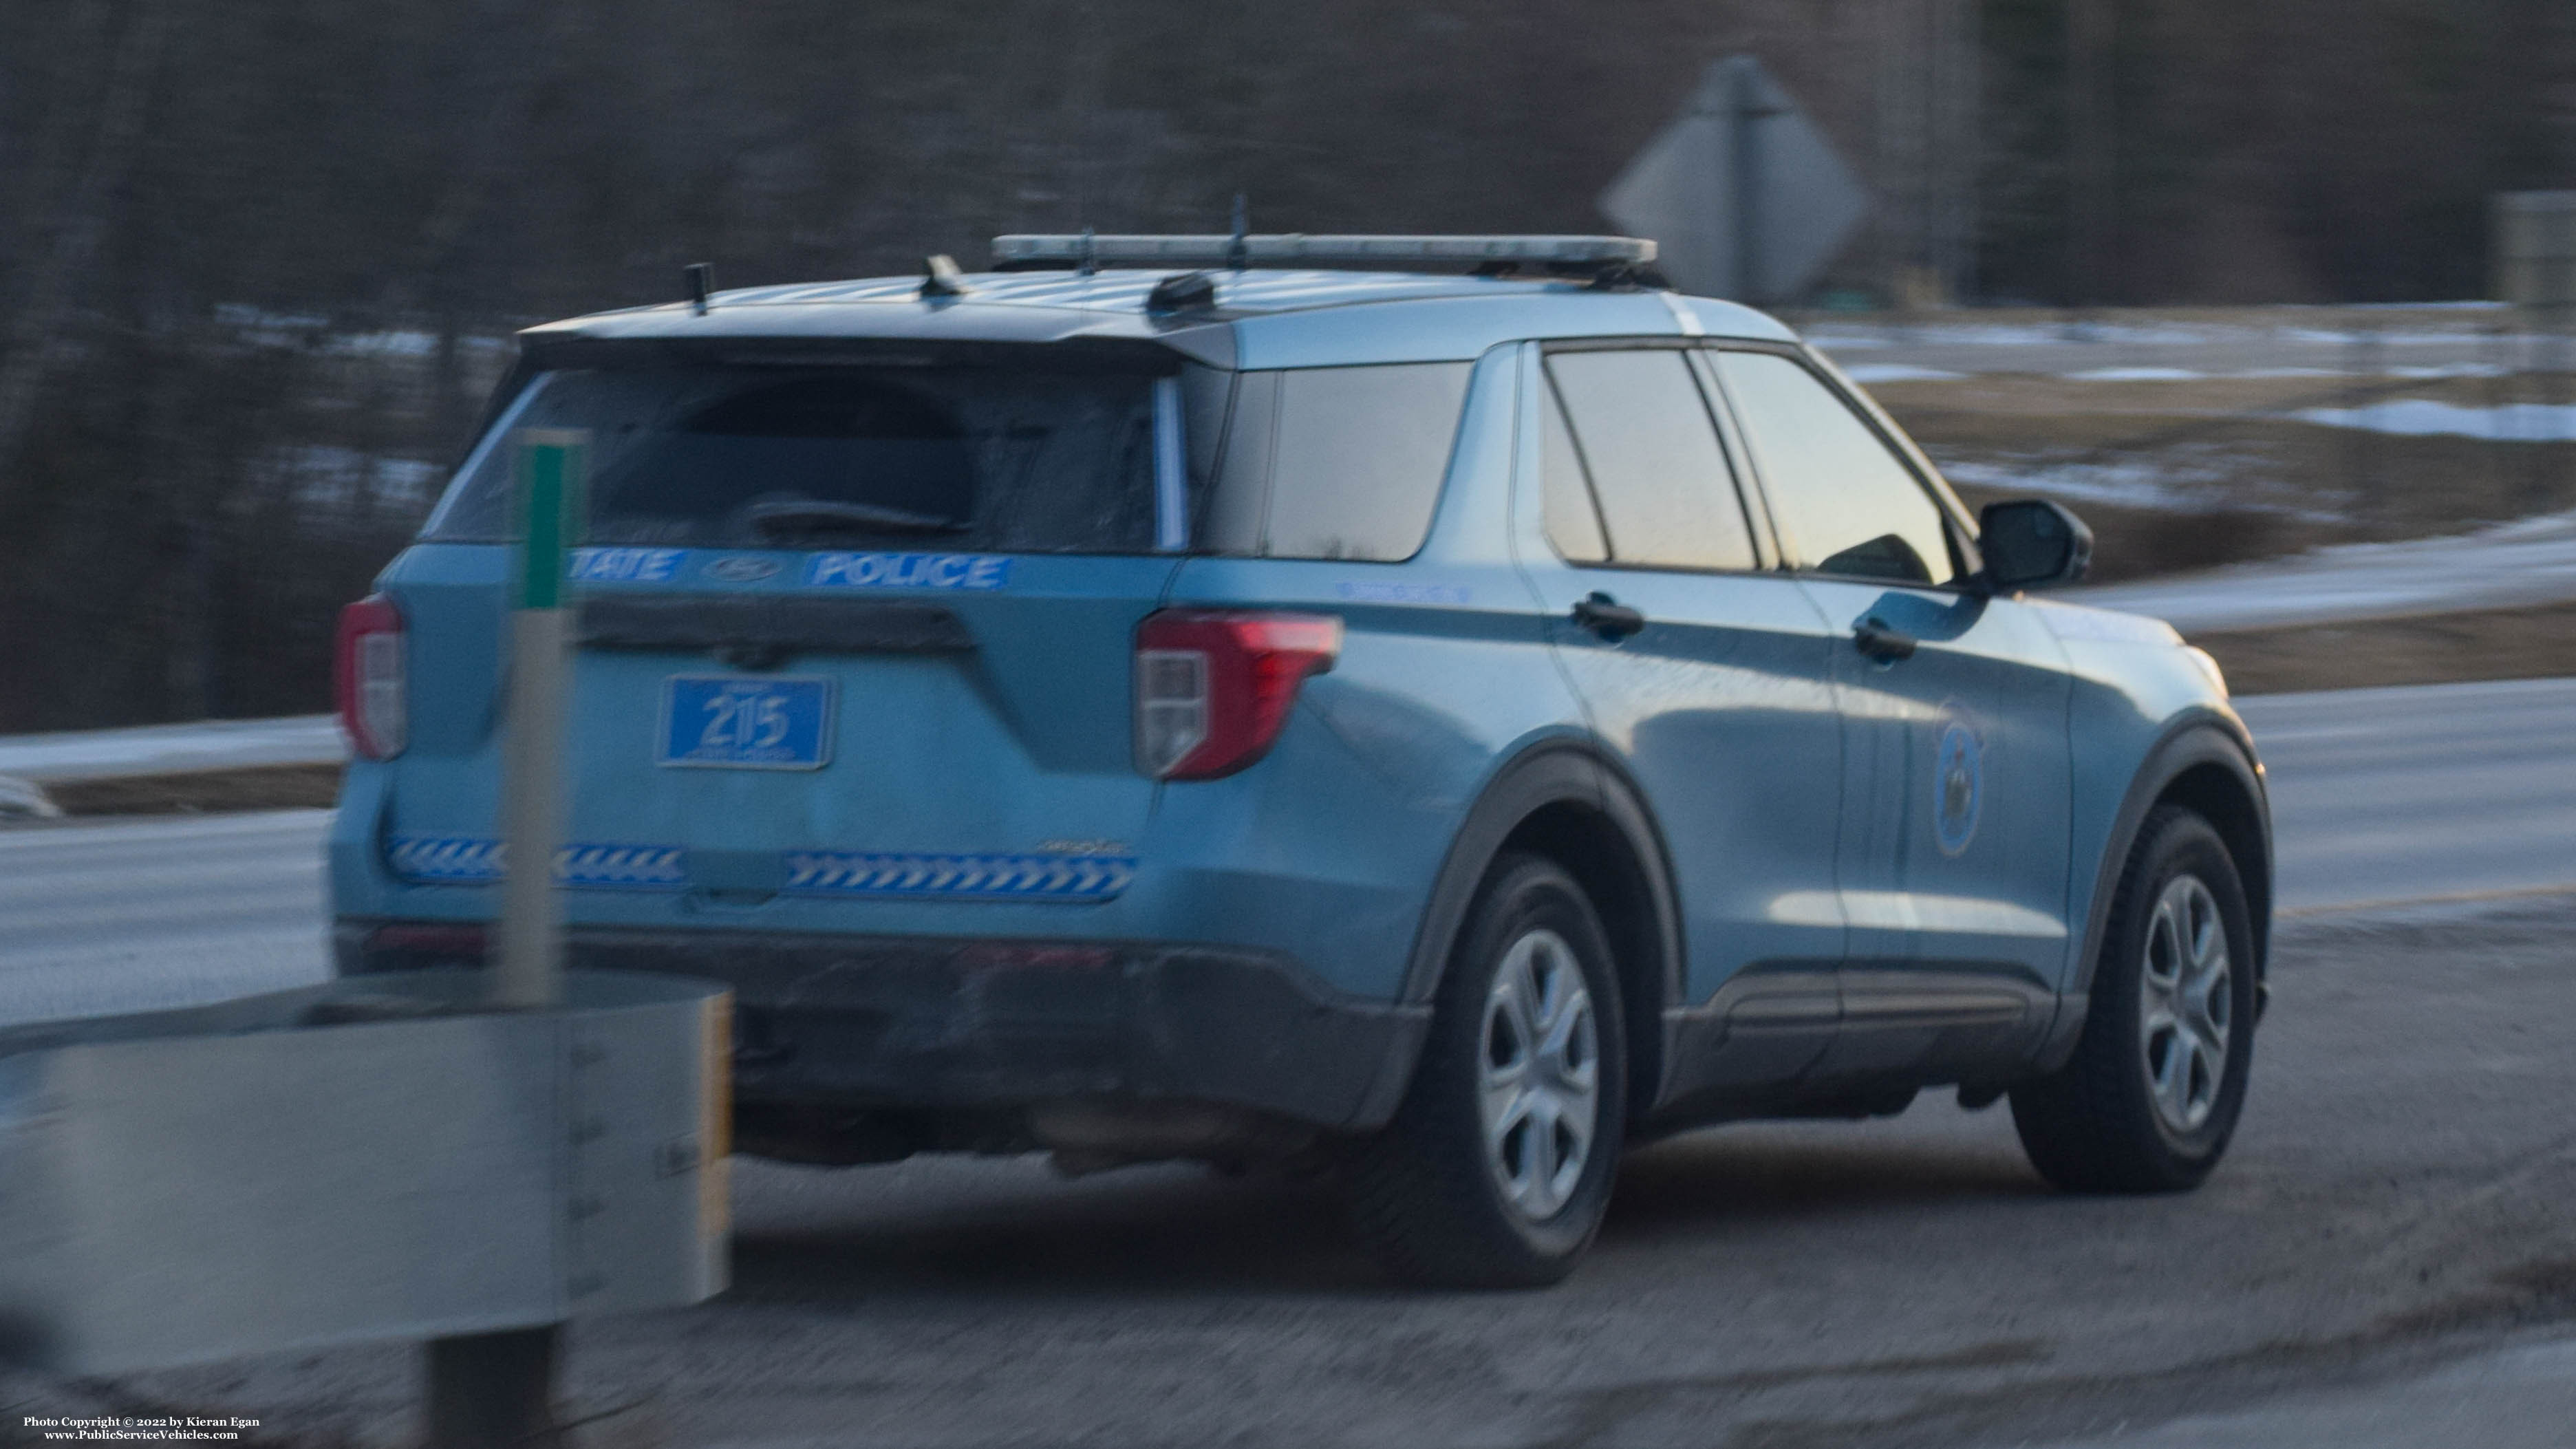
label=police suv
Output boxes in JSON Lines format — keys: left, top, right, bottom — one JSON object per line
{"left": 332, "top": 235, "right": 2271, "bottom": 1287}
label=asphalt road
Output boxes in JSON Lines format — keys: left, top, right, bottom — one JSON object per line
{"left": 3, "top": 677, "right": 2574, "bottom": 1447}
{"left": 49, "top": 895, "right": 2572, "bottom": 1449}
{"left": 2235, "top": 677, "right": 2576, "bottom": 914}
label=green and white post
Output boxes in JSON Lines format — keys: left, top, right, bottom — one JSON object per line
{"left": 425, "top": 427, "right": 586, "bottom": 1449}
{"left": 494, "top": 427, "right": 586, "bottom": 1011}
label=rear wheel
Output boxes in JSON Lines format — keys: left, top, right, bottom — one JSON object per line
{"left": 1346, "top": 854, "right": 1627, "bottom": 1288}
{"left": 2012, "top": 806, "right": 2258, "bottom": 1192}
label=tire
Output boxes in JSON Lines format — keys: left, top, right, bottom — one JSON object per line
{"left": 2011, "top": 805, "right": 2259, "bottom": 1193}
{"left": 1346, "top": 852, "right": 1627, "bottom": 1289}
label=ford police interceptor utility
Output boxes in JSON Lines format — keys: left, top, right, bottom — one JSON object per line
{"left": 330, "top": 234, "right": 2271, "bottom": 1287}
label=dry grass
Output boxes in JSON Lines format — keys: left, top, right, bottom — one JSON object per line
{"left": 1886, "top": 376, "right": 2576, "bottom": 583}
{"left": 1877, "top": 368, "right": 2536, "bottom": 420}
{"left": 43, "top": 763, "right": 344, "bottom": 817}
{"left": 1836, "top": 341, "right": 2576, "bottom": 586}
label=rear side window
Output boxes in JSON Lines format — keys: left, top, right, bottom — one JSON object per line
{"left": 1538, "top": 381, "right": 1608, "bottom": 564}
{"left": 422, "top": 365, "right": 1159, "bottom": 552}
{"left": 1713, "top": 351, "right": 1957, "bottom": 586}
{"left": 1198, "top": 363, "right": 1471, "bottom": 561}
{"left": 1544, "top": 350, "right": 1756, "bottom": 571}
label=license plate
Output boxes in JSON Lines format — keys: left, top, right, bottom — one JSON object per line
{"left": 658, "top": 676, "right": 834, "bottom": 770}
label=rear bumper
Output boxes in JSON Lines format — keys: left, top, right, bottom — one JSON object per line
{"left": 337, "top": 921, "right": 1428, "bottom": 1131}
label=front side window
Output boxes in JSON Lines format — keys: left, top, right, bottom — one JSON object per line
{"left": 1200, "top": 363, "right": 1473, "bottom": 561}
{"left": 1544, "top": 349, "right": 1757, "bottom": 572}
{"left": 1713, "top": 351, "right": 1957, "bottom": 586}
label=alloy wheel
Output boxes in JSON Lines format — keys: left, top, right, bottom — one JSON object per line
{"left": 2138, "top": 873, "right": 2233, "bottom": 1134}
{"left": 1477, "top": 927, "right": 1601, "bottom": 1221}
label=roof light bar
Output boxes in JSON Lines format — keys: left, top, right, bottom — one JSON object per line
{"left": 990, "top": 233, "right": 1656, "bottom": 275}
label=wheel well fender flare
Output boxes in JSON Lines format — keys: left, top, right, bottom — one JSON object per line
{"left": 2040, "top": 712, "right": 2273, "bottom": 1071}
{"left": 1395, "top": 742, "right": 1686, "bottom": 1115}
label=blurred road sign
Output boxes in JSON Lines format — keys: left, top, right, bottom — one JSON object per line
{"left": 2495, "top": 192, "right": 2576, "bottom": 308}
{"left": 1601, "top": 55, "right": 1868, "bottom": 304}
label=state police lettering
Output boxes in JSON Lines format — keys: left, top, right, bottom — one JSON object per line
{"left": 568, "top": 547, "right": 685, "bottom": 583}
{"left": 805, "top": 552, "right": 1011, "bottom": 590}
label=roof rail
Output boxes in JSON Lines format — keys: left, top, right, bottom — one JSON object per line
{"left": 989, "top": 233, "right": 1657, "bottom": 279}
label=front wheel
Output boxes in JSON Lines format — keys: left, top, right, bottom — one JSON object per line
{"left": 2011, "top": 805, "right": 2260, "bottom": 1192}
{"left": 1346, "top": 854, "right": 1627, "bottom": 1288}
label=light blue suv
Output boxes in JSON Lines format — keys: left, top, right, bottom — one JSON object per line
{"left": 330, "top": 235, "right": 2272, "bottom": 1287}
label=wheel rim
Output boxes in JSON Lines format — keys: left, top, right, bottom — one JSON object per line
{"left": 2138, "top": 873, "right": 2232, "bottom": 1135}
{"left": 1478, "top": 927, "right": 1600, "bottom": 1221}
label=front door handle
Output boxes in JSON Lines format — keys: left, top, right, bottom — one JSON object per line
{"left": 1572, "top": 592, "right": 1646, "bottom": 641}
{"left": 1853, "top": 616, "right": 1918, "bottom": 661}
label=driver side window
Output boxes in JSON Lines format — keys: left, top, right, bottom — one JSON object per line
{"left": 1713, "top": 351, "right": 1957, "bottom": 586}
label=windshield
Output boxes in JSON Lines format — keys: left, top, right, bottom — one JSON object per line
{"left": 422, "top": 364, "right": 1162, "bottom": 552}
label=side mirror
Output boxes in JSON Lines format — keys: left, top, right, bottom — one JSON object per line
{"left": 1976, "top": 499, "right": 2093, "bottom": 592}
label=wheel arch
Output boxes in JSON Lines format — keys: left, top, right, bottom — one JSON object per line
{"left": 1392, "top": 741, "right": 1685, "bottom": 1126}
{"left": 2037, "top": 711, "right": 2273, "bottom": 1073}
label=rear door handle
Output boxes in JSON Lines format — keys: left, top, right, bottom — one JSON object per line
{"left": 1572, "top": 592, "right": 1646, "bottom": 641}
{"left": 1853, "top": 616, "right": 1918, "bottom": 661}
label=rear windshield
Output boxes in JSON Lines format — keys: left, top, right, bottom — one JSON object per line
{"left": 422, "top": 365, "right": 1160, "bottom": 552}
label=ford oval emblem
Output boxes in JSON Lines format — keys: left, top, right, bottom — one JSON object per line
{"left": 702, "top": 555, "right": 780, "bottom": 583}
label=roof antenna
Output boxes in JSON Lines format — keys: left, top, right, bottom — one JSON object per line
{"left": 1225, "top": 193, "right": 1249, "bottom": 270}
{"left": 919, "top": 254, "right": 967, "bottom": 299}
{"left": 685, "top": 262, "right": 713, "bottom": 315}
{"left": 1077, "top": 226, "right": 1097, "bottom": 278}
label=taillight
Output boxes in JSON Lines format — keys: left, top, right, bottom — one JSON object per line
{"left": 1135, "top": 611, "right": 1342, "bottom": 780}
{"left": 334, "top": 593, "right": 407, "bottom": 760}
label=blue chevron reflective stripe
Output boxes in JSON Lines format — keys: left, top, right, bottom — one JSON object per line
{"left": 385, "top": 838, "right": 1128, "bottom": 900}
{"left": 386, "top": 835, "right": 502, "bottom": 881}
{"left": 555, "top": 844, "right": 689, "bottom": 887}
{"left": 782, "top": 851, "right": 1134, "bottom": 902}
{"left": 385, "top": 835, "right": 687, "bottom": 890}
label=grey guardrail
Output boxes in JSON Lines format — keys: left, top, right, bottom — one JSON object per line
{"left": 0, "top": 714, "right": 345, "bottom": 784}
{"left": 0, "top": 716, "right": 345, "bottom": 818}
{"left": 0, "top": 968, "right": 730, "bottom": 1375}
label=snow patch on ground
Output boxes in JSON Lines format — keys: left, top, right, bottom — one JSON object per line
{"left": 323, "top": 329, "right": 439, "bottom": 358}
{"left": 1841, "top": 363, "right": 1967, "bottom": 383}
{"left": 2067, "top": 365, "right": 2207, "bottom": 381}
{"left": 1803, "top": 310, "right": 2548, "bottom": 379}
{"left": 2383, "top": 362, "right": 2511, "bottom": 378}
{"left": 2278, "top": 328, "right": 2514, "bottom": 347}
{"left": 1939, "top": 458, "right": 2203, "bottom": 512}
{"left": 2291, "top": 400, "right": 2576, "bottom": 442}
{"left": 1810, "top": 321, "right": 2224, "bottom": 351}
{"left": 273, "top": 444, "right": 446, "bottom": 508}
{"left": 1933, "top": 441, "right": 2332, "bottom": 519}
